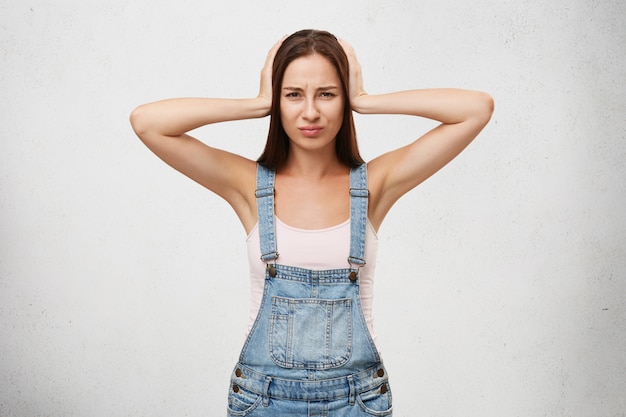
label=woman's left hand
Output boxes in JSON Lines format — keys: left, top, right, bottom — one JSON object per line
{"left": 339, "top": 39, "right": 368, "bottom": 112}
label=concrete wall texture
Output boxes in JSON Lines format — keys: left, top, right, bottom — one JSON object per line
{"left": 1, "top": 0, "right": 624, "bottom": 416}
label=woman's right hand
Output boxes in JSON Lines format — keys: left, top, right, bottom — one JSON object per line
{"left": 258, "top": 37, "right": 285, "bottom": 114}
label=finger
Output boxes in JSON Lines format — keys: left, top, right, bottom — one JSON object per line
{"left": 338, "top": 38, "right": 355, "bottom": 58}
{"left": 264, "top": 36, "right": 286, "bottom": 66}
{"left": 339, "top": 38, "right": 360, "bottom": 71}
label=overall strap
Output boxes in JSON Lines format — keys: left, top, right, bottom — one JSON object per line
{"left": 255, "top": 163, "right": 368, "bottom": 267}
{"left": 255, "top": 164, "right": 279, "bottom": 263}
{"left": 348, "top": 164, "right": 368, "bottom": 266}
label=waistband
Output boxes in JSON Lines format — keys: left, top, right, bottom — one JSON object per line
{"left": 268, "top": 263, "right": 360, "bottom": 284}
{"left": 230, "top": 362, "right": 389, "bottom": 402}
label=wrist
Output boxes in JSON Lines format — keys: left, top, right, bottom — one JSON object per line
{"left": 351, "top": 94, "right": 372, "bottom": 114}
{"left": 251, "top": 96, "right": 272, "bottom": 118}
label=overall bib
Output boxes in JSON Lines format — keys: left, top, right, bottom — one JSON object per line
{"left": 227, "top": 164, "right": 392, "bottom": 417}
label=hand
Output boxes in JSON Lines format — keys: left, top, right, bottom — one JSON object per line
{"left": 339, "top": 39, "right": 368, "bottom": 111}
{"left": 258, "top": 37, "right": 285, "bottom": 113}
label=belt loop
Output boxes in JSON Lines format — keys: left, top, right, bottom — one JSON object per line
{"left": 262, "top": 376, "right": 272, "bottom": 407}
{"left": 347, "top": 375, "right": 356, "bottom": 406}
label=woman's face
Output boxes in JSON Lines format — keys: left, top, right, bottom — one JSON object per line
{"left": 280, "top": 53, "right": 344, "bottom": 156}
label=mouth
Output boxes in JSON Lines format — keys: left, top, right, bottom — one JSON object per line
{"left": 298, "top": 126, "right": 324, "bottom": 137}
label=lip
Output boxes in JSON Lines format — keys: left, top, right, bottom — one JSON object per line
{"left": 298, "top": 126, "right": 324, "bottom": 137}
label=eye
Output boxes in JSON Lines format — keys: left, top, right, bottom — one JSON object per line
{"left": 320, "top": 91, "right": 336, "bottom": 98}
{"left": 285, "top": 92, "right": 300, "bottom": 99}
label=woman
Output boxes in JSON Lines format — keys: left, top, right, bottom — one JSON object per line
{"left": 131, "top": 29, "right": 493, "bottom": 416}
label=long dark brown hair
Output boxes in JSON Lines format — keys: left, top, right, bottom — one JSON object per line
{"left": 257, "top": 29, "right": 364, "bottom": 169}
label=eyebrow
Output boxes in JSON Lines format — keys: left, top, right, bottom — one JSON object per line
{"left": 282, "top": 86, "right": 339, "bottom": 91}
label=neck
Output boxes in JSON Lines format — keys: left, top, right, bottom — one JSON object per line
{"left": 281, "top": 149, "right": 345, "bottom": 179}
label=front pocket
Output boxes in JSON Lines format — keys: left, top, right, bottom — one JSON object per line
{"left": 269, "top": 296, "right": 352, "bottom": 369}
{"left": 356, "top": 383, "right": 393, "bottom": 416}
{"left": 227, "top": 384, "right": 262, "bottom": 416}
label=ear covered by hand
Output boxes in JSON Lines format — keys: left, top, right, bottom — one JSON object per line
{"left": 339, "top": 38, "right": 368, "bottom": 111}
{"left": 257, "top": 36, "right": 286, "bottom": 112}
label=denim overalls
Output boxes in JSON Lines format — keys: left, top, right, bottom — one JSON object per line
{"left": 227, "top": 163, "right": 392, "bottom": 417}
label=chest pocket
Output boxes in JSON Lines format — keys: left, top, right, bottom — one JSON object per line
{"left": 269, "top": 296, "right": 352, "bottom": 370}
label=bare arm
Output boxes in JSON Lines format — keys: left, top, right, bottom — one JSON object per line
{"left": 340, "top": 40, "right": 494, "bottom": 229}
{"left": 129, "top": 40, "right": 282, "bottom": 231}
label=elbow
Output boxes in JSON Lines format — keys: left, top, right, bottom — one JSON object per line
{"left": 479, "top": 92, "right": 495, "bottom": 123}
{"left": 469, "top": 91, "right": 494, "bottom": 127}
{"left": 129, "top": 104, "right": 152, "bottom": 139}
{"left": 464, "top": 92, "right": 494, "bottom": 134}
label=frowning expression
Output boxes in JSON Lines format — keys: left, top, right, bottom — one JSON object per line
{"left": 280, "top": 53, "right": 344, "bottom": 155}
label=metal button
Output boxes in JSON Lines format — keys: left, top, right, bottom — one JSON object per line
{"left": 349, "top": 271, "right": 357, "bottom": 281}
{"left": 380, "top": 384, "right": 388, "bottom": 394}
{"left": 268, "top": 266, "right": 277, "bottom": 277}
{"left": 235, "top": 368, "right": 243, "bottom": 378}
{"left": 232, "top": 384, "right": 240, "bottom": 393}
{"left": 376, "top": 368, "right": 385, "bottom": 378}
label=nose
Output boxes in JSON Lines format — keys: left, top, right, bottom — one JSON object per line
{"left": 302, "top": 97, "right": 320, "bottom": 120}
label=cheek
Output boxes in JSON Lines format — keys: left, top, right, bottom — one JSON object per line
{"left": 279, "top": 99, "right": 298, "bottom": 117}
{"left": 333, "top": 95, "right": 345, "bottom": 115}
{"left": 330, "top": 101, "right": 345, "bottom": 123}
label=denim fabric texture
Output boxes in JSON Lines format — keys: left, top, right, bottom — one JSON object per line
{"left": 227, "top": 164, "right": 392, "bottom": 416}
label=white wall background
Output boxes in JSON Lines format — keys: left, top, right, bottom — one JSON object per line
{"left": 1, "top": 0, "right": 624, "bottom": 416}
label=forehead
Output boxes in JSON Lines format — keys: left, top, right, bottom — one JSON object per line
{"left": 282, "top": 54, "right": 340, "bottom": 87}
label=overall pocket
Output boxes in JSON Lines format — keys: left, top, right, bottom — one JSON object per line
{"left": 269, "top": 296, "right": 352, "bottom": 369}
{"left": 356, "top": 383, "right": 393, "bottom": 416}
{"left": 227, "top": 383, "right": 262, "bottom": 416}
